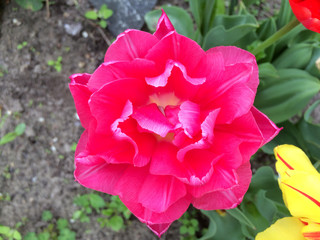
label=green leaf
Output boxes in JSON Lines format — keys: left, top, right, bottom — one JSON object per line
{"left": 24, "top": 232, "right": 38, "bottom": 240}
{"left": 0, "top": 226, "right": 10, "bottom": 235}
{"left": 273, "top": 43, "right": 314, "bottom": 69}
{"left": 255, "top": 68, "right": 320, "bottom": 123}
{"left": 41, "top": 210, "right": 53, "bottom": 222}
{"left": 202, "top": 14, "right": 259, "bottom": 50}
{"left": 108, "top": 216, "right": 124, "bottom": 232}
{"left": 305, "top": 46, "right": 320, "bottom": 78}
{"left": 276, "top": 0, "right": 295, "bottom": 29}
{"left": 72, "top": 210, "right": 82, "bottom": 220}
{"left": 299, "top": 100, "right": 320, "bottom": 161}
{"left": 14, "top": 0, "right": 43, "bottom": 11}
{"left": 256, "top": 18, "right": 277, "bottom": 62}
{"left": 99, "top": 20, "right": 107, "bottom": 28}
{"left": 180, "top": 225, "right": 188, "bottom": 235}
{"left": 74, "top": 195, "right": 89, "bottom": 207}
{"left": 0, "top": 132, "right": 18, "bottom": 146}
{"left": 37, "top": 232, "right": 50, "bottom": 240}
{"left": 98, "top": 4, "right": 113, "bottom": 19}
{"left": 56, "top": 218, "right": 69, "bottom": 230}
{"left": 144, "top": 6, "right": 195, "bottom": 39}
{"left": 89, "top": 193, "right": 105, "bottom": 210}
{"left": 15, "top": 123, "right": 26, "bottom": 135}
{"left": 199, "top": 211, "right": 244, "bottom": 240}
{"left": 226, "top": 208, "right": 256, "bottom": 229}
{"left": 85, "top": 10, "right": 98, "bottom": 20}
{"left": 255, "top": 190, "right": 277, "bottom": 223}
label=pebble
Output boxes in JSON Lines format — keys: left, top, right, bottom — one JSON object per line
{"left": 64, "top": 22, "right": 83, "bottom": 36}
{"left": 12, "top": 18, "right": 21, "bottom": 26}
{"left": 82, "top": 31, "right": 88, "bottom": 38}
{"left": 38, "top": 117, "right": 45, "bottom": 123}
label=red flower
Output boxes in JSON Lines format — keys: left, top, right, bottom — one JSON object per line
{"left": 69, "top": 10, "right": 280, "bottom": 237}
{"left": 289, "top": 0, "right": 320, "bottom": 33}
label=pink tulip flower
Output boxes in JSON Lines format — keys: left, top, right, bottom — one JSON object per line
{"left": 69, "top": 10, "right": 280, "bottom": 237}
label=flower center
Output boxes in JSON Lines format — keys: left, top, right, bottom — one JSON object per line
{"left": 149, "top": 92, "right": 181, "bottom": 110}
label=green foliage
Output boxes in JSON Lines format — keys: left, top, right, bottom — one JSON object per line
{"left": 84, "top": 4, "right": 113, "bottom": 28}
{"left": 70, "top": 142, "right": 77, "bottom": 152}
{"left": 0, "top": 225, "right": 22, "bottom": 240}
{"left": 178, "top": 210, "right": 202, "bottom": 240}
{"left": 73, "top": 193, "right": 130, "bottom": 232}
{"left": 24, "top": 218, "right": 75, "bottom": 240}
{"left": 14, "top": 0, "right": 43, "bottom": 11}
{"left": 42, "top": 211, "right": 53, "bottom": 222}
{"left": 199, "top": 167, "right": 288, "bottom": 240}
{"left": 17, "top": 41, "right": 28, "bottom": 50}
{"left": 47, "top": 56, "right": 62, "bottom": 73}
{"left": 96, "top": 195, "right": 131, "bottom": 232}
{"left": 0, "top": 120, "right": 26, "bottom": 146}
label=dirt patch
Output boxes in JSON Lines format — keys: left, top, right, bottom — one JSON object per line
{"left": 0, "top": 1, "right": 182, "bottom": 239}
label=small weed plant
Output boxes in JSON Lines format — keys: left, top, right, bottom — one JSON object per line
{"left": 73, "top": 193, "right": 131, "bottom": 232}
{"left": 85, "top": 4, "right": 113, "bottom": 28}
{"left": 47, "top": 56, "right": 62, "bottom": 73}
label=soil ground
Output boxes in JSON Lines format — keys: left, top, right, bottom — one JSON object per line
{"left": 0, "top": 0, "right": 291, "bottom": 239}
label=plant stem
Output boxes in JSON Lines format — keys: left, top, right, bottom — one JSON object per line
{"left": 251, "top": 18, "right": 300, "bottom": 56}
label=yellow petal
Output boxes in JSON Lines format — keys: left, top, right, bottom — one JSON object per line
{"left": 302, "top": 222, "right": 320, "bottom": 240}
{"left": 255, "top": 217, "right": 305, "bottom": 240}
{"left": 281, "top": 171, "right": 320, "bottom": 223}
{"left": 274, "top": 145, "right": 318, "bottom": 178}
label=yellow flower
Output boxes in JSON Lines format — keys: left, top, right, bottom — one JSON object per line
{"left": 255, "top": 145, "right": 320, "bottom": 240}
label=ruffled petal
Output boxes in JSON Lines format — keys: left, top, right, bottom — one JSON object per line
{"left": 69, "top": 73, "right": 92, "bottom": 129}
{"left": 178, "top": 101, "right": 201, "bottom": 138}
{"left": 121, "top": 196, "right": 190, "bottom": 237}
{"left": 188, "top": 163, "right": 238, "bottom": 198}
{"left": 212, "top": 77, "right": 256, "bottom": 124}
{"left": 146, "top": 32, "right": 207, "bottom": 79}
{"left": 192, "top": 161, "right": 251, "bottom": 210}
{"left": 251, "top": 107, "right": 281, "bottom": 145}
{"left": 87, "top": 59, "right": 156, "bottom": 92}
{"left": 74, "top": 154, "right": 129, "bottom": 195}
{"left": 255, "top": 217, "right": 305, "bottom": 240}
{"left": 208, "top": 46, "right": 259, "bottom": 92}
{"left": 154, "top": 9, "right": 175, "bottom": 40}
{"left": 104, "top": 29, "right": 159, "bottom": 62}
{"left": 89, "top": 78, "right": 148, "bottom": 134}
{"left": 132, "top": 103, "right": 174, "bottom": 137}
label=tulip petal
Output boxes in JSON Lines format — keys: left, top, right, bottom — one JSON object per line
{"left": 178, "top": 101, "right": 201, "bottom": 138}
{"left": 192, "top": 161, "right": 251, "bottom": 210}
{"left": 274, "top": 145, "right": 319, "bottom": 177}
{"left": 132, "top": 103, "right": 174, "bottom": 137}
{"left": 146, "top": 32, "right": 207, "bottom": 79}
{"left": 280, "top": 171, "right": 320, "bottom": 223}
{"left": 251, "top": 107, "right": 281, "bottom": 145}
{"left": 69, "top": 73, "right": 92, "bottom": 129}
{"left": 87, "top": 59, "right": 156, "bottom": 92}
{"left": 75, "top": 154, "right": 129, "bottom": 195}
{"left": 302, "top": 222, "right": 320, "bottom": 240}
{"left": 255, "top": 217, "right": 305, "bottom": 240}
{"left": 188, "top": 164, "right": 238, "bottom": 198}
{"left": 154, "top": 9, "right": 175, "bottom": 40}
{"left": 122, "top": 196, "right": 190, "bottom": 237}
{"left": 89, "top": 78, "right": 148, "bottom": 134}
{"left": 104, "top": 29, "right": 159, "bottom": 62}
{"left": 208, "top": 46, "right": 259, "bottom": 92}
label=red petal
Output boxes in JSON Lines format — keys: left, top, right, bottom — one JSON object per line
{"left": 154, "top": 9, "right": 175, "bottom": 39}
{"left": 104, "top": 29, "right": 159, "bottom": 62}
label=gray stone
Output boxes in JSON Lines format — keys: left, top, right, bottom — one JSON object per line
{"left": 64, "top": 22, "right": 83, "bottom": 36}
{"left": 89, "top": 0, "right": 157, "bottom": 36}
